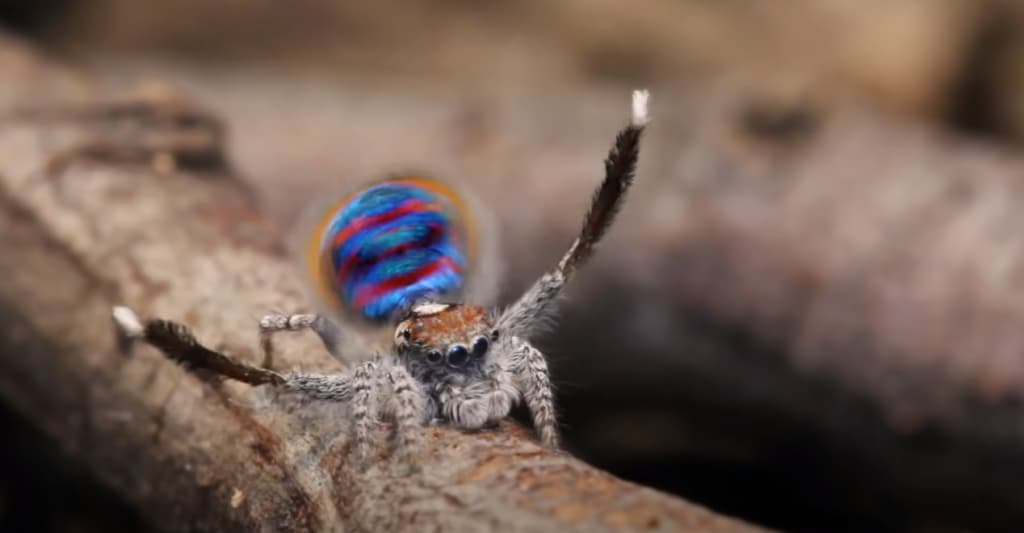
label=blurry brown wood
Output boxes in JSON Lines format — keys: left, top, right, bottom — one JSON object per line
{"left": 7, "top": 12, "right": 1024, "bottom": 528}
{"left": 0, "top": 36, "right": 762, "bottom": 532}
{"left": 154, "top": 66, "right": 1024, "bottom": 529}
{"left": 535, "top": 95, "right": 1024, "bottom": 530}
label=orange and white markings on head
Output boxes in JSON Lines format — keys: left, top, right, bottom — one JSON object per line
{"left": 393, "top": 302, "right": 495, "bottom": 366}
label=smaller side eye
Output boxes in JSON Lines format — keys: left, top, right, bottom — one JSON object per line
{"left": 471, "top": 336, "right": 489, "bottom": 358}
{"left": 490, "top": 329, "right": 500, "bottom": 341}
{"left": 394, "top": 320, "right": 414, "bottom": 345}
{"left": 446, "top": 345, "right": 469, "bottom": 367}
{"left": 426, "top": 350, "right": 443, "bottom": 363}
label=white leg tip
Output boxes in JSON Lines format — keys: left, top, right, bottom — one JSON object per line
{"left": 112, "top": 305, "right": 144, "bottom": 338}
{"left": 631, "top": 89, "right": 650, "bottom": 128}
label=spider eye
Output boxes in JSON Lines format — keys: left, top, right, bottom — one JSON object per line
{"left": 471, "top": 336, "right": 489, "bottom": 358}
{"left": 446, "top": 345, "right": 469, "bottom": 367}
{"left": 395, "top": 327, "right": 411, "bottom": 345}
{"left": 426, "top": 350, "right": 443, "bottom": 364}
{"left": 490, "top": 329, "right": 500, "bottom": 341}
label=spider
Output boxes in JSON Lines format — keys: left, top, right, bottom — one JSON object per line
{"left": 112, "top": 89, "right": 650, "bottom": 467}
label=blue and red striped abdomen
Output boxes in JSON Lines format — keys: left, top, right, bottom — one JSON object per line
{"left": 304, "top": 177, "right": 476, "bottom": 323}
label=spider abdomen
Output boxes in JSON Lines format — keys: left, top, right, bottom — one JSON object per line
{"left": 304, "top": 177, "right": 477, "bottom": 322}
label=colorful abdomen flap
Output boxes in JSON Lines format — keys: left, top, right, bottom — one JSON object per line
{"left": 305, "top": 177, "right": 475, "bottom": 323}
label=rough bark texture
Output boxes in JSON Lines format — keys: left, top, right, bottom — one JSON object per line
{"left": 0, "top": 36, "right": 762, "bottom": 532}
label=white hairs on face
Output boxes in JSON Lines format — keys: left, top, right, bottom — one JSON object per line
{"left": 411, "top": 302, "right": 451, "bottom": 316}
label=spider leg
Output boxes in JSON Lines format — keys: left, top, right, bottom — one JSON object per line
{"left": 496, "top": 89, "right": 649, "bottom": 339}
{"left": 114, "top": 306, "right": 286, "bottom": 386}
{"left": 113, "top": 306, "right": 405, "bottom": 469}
{"left": 384, "top": 364, "right": 428, "bottom": 464}
{"left": 507, "top": 337, "right": 559, "bottom": 448}
{"left": 284, "top": 372, "right": 354, "bottom": 402}
{"left": 485, "top": 361, "right": 520, "bottom": 424}
{"left": 349, "top": 357, "right": 382, "bottom": 467}
{"left": 114, "top": 306, "right": 366, "bottom": 400}
{"left": 258, "top": 313, "right": 346, "bottom": 368}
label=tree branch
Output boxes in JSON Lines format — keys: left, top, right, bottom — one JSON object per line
{"left": 0, "top": 35, "right": 761, "bottom": 532}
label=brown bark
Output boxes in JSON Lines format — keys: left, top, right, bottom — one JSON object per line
{"left": 180, "top": 64, "right": 1024, "bottom": 529}
{"left": 0, "top": 36, "right": 762, "bottom": 532}
{"left": 193, "top": 65, "right": 1024, "bottom": 528}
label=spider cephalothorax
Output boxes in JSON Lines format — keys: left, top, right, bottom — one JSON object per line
{"left": 112, "top": 89, "right": 650, "bottom": 468}
{"left": 394, "top": 302, "right": 494, "bottom": 370}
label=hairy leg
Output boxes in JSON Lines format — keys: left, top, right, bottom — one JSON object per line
{"left": 113, "top": 306, "right": 405, "bottom": 467}
{"left": 283, "top": 372, "right": 354, "bottom": 402}
{"left": 349, "top": 358, "right": 381, "bottom": 467}
{"left": 508, "top": 337, "right": 559, "bottom": 448}
{"left": 384, "top": 364, "right": 428, "bottom": 464}
{"left": 114, "top": 305, "right": 365, "bottom": 403}
{"left": 495, "top": 90, "right": 649, "bottom": 339}
{"left": 258, "top": 313, "right": 346, "bottom": 368}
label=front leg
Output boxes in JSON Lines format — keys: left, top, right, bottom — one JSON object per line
{"left": 483, "top": 361, "right": 521, "bottom": 424}
{"left": 384, "top": 364, "right": 429, "bottom": 465}
{"left": 509, "top": 337, "right": 559, "bottom": 448}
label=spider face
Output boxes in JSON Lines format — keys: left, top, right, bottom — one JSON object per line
{"left": 393, "top": 301, "right": 495, "bottom": 371}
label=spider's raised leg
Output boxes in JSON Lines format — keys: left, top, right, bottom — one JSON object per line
{"left": 258, "top": 312, "right": 346, "bottom": 369}
{"left": 507, "top": 337, "right": 559, "bottom": 448}
{"left": 113, "top": 307, "right": 428, "bottom": 469}
{"left": 114, "top": 306, "right": 356, "bottom": 400}
{"left": 496, "top": 89, "right": 649, "bottom": 339}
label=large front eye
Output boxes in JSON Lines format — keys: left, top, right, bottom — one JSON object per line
{"left": 471, "top": 336, "right": 489, "bottom": 358}
{"left": 446, "top": 345, "right": 469, "bottom": 367}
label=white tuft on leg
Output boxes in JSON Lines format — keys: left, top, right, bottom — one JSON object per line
{"left": 111, "top": 306, "right": 144, "bottom": 338}
{"left": 631, "top": 89, "right": 651, "bottom": 128}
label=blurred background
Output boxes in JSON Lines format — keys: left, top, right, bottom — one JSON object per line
{"left": 4, "top": 1, "right": 1024, "bottom": 532}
